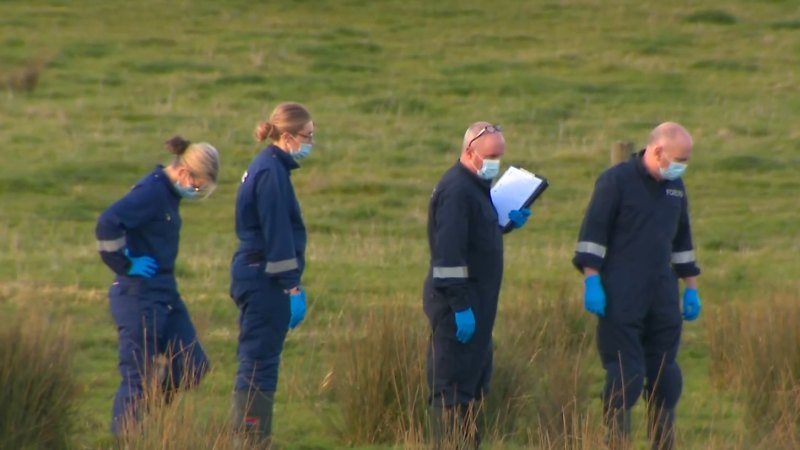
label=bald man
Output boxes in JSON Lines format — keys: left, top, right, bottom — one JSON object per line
{"left": 423, "top": 122, "right": 531, "bottom": 449}
{"left": 573, "top": 122, "right": 702, "bottom": 450}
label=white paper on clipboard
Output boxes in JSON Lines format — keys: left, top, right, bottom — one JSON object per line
{"left": 491, "top": 166, "right": 546, "bottom": 228}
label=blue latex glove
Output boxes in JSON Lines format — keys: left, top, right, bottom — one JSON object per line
{"left": 683, "top": 288, "right": 701, "bottom": 321}
{"left": 289, "top": 288, "right": 307, "bottom": 329}
{"left": 584, "top": 274, "right": 606, "bottom": 317}
{"left": 508, "top": 208, "right": 532, "bottom": 229}
{"left": 454, "top": 308, "right": 476, "bottom": 344}
{"left": 125, "top": 249, "right": 158, "bottom": 278}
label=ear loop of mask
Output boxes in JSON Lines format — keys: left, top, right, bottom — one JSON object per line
{"left": 469, "top": 147, "right": 485, "bottom": 173}
{"left": 285, "top": 133, "right": 300, "bottom": 153}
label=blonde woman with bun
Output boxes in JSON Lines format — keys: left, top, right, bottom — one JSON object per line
{"left": 229, "top": 102, "right": 314, "bottom": 445}
{"left": 95, "top": 136, "right": 220, "bottom": 436}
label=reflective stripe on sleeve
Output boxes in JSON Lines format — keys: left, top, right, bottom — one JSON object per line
{"left": 576, "top": 241, "right": 607, "bottom": 258}
{"left": 265, "top": 258, "right": 299, "bottom": 274}
{"left": 671, "top": 250, "right": 696, "bottom": 265}
{"left": 97, "top": 237, "right": 126, "bottom": 252}
{"left": 432, "top": 266, "right": 469, "bottom": 279}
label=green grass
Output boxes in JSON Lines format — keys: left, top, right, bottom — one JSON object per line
{"left": 1, "top": 0, "right": 799, "bottom": 448}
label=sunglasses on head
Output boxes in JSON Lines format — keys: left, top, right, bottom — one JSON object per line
{"left": 467, "top": 124, "right": 502, "bottom": 149}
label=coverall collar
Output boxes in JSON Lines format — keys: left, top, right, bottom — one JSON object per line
{"left": 456, "top": 161, "right": 493, "bottom": 194}
{"left": 267, "top": 144, "right": 301, "bottom": 171}
{"left": 633, "top": 149, "right": 662, "bottom": 183}
{"left": 157, "top": 164, "right": 183, "bottom": 200}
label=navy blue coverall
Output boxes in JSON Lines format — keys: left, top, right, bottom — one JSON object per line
{"left": 96, "top": 165, "right": 209, "bottom": 435}
{"left": 423, "top": 162, "right": 505, "bottom": 407}
{"left": 231, "top": 145, "right": 306, "bottom": 393}
{"left": 573, "top": 151, "right": 700, "bottom": 413}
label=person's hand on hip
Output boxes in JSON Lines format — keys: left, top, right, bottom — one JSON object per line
{"left": 125, "top": 249, "right": 158, "bottom": 278}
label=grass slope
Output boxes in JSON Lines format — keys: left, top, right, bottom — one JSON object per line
{"left": 1, "top": 0, "right": 798, "bottom": 448}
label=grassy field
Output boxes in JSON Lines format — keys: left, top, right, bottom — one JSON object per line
{"left": 1, "top": 0, "right": 799, "bottom": 448}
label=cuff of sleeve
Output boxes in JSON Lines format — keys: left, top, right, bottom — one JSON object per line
{"left": 100, "top": 251, "right": 131, "bottom": 276}
{"left": 274, "top": 273, "right": 301, "bottom": 290}
{"left": 572, "top": 254, "right": 602, "bottom": 273}
{"left": 674, "top": 264, "right": 701, "bottom": 278}
{"left": 444, "top": 285, "right": 470, "bottom": 312}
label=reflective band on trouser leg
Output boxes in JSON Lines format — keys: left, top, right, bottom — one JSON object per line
{"left": 671, "top": 250, "right": 695, "bottom": 264}
{"left": 576, "top": 241, "right": 607, "bottom": 258}
{"left": 97, "top": 236, "right": 126, "bottom": 252}
{"left": 264, "top": 258, "right": 298, "bottom": 274}
{"left": 433, "top": 266, "right": 469, "bottom": 279}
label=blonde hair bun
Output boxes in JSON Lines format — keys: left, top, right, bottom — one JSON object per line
{"left": 255, "top": 102, "right": 312, "bottom": 143}
{"left": 255, "top": 122, "right": 275, "bottom": 142}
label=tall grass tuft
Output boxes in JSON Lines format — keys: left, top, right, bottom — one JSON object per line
{"left": 325, "top": 302, "right": 428, "bottom": 445}
{"left": 487, "top": 291, "right": 596, "bottom": 447}
{"left": 116, "top": 390, "right": 245, "bottom": 450}
{"left": 707, "top": 298, "right": 800, "bottom": 443}
{"left": 114, "top": 352, "right": 269, "bottom": 450}
{"left": 0, "top": 314, "right": 78, "bottom": 450}
{"left": 326, "top": 290, "right": 598, "bottom": 448}
{"left": 3, "top": 57, "right": 48, "bottom": 93}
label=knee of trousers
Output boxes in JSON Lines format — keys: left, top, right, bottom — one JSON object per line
{"left": 236, "top": 355, "right": 281, "bottom": 392}
{"left": 645, "top": 362, "right": 683, "bottom": 409}
{"left": 427, "top": 339, "right": 491, "bottom": 408}
{"left": 603, "top": 362, "right": 645, "bottom": 410}
{"left": 119, "top": 352, "right": 151, "bottom": 388}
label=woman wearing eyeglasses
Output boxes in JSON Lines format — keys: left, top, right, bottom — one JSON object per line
{"left": 95, "top": 136, "right": 220, "bottom": 436}
{"left": 229, "top": 102, "right": 313, "bottom": 445}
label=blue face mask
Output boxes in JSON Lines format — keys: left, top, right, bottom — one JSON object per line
{"left": 174, "top": 181, "right": 203, "bottom": 200}
{"left": 292, "top": 143, "right": 312, "bottom": 161}
{"left": 478, "top": 158, "right": 501, "bottom": 180}
{"left": 660, "top": 160, "right": 687, "bottom": 180}
{"left": 174, "top": 182, "right": 201, "bottom": 199}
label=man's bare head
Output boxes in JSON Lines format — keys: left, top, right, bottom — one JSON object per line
{"left": 460, "top": 121, "right": 505, "bottom": 177}
{"left": 645, "top": 122, "right": 693, "bottom": 180}
{"left": 648, "top": 122, "right": 693, "bottom": 156}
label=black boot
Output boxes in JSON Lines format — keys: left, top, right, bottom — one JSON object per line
{"left": 605, "top": 408, "right": 631, "bottom": 449}
{"left": 649, "top": 407, "right": 675, "bottom": 450}
{"left": 232, "top": 390, "right": 275, "bottom": 449}
{"left": 454, "top": 402, "right": 480, "bottom": 450}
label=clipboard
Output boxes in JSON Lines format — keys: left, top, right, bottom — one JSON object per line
{"left": 491, "top": 166, "right": 549, "bottom": 231}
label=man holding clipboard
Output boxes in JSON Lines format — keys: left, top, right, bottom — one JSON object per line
{"left": 422, "top": 122, "right": 546, "bottom": 449}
